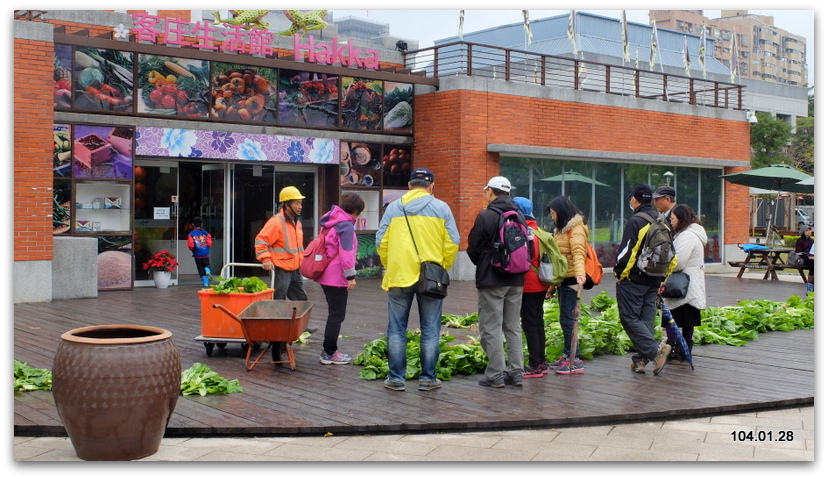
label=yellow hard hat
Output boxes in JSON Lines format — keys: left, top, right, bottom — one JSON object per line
{"left": 279, "top": 186, "right": 305, "bottom": 203}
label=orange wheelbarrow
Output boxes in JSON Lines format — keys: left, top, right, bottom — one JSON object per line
{"left": 212, "top": 300, "right": 313, "bottom": 371}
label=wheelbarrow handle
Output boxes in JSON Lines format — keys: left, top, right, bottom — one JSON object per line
{"left": 211, "top": 303, "right": 244, "bottom": 325}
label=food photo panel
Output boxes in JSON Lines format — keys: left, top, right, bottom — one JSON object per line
{"left": 137, "top": 55, "right": 210, "bottom": 118}
{"left": 72, "top": 124, "right": 134, "bottom": 179}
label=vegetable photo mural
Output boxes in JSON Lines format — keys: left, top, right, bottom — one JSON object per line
{"left": 383, "top": 82, "right": 413, "bottom": 133}
{"left": 72, "top": 124, "right": 134, "bottom": 179}
{"left": 138, "top": 55, "right": 210, "bottom": 118}
{"left": 54, "top": 44, "right": 73, "bottom": 110}
{"left": 74, "top": 47, "right": 134, "bottom": 112}
{"left": 278, "top": 69, "right": 339, "bottom": 127}
{"left": 53, "top": 124, "right": 72, "bottom": 178}
{"left": 211, "top": 62, "right": 278, "bottom": 123}
{"left": 340, "top": 77, "right": 383, "bottom": 130}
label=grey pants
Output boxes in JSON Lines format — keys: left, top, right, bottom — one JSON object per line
{"left": 616, "top": 279, "right": 660, "bottom": 360}
{"left": 477, "top": 285, "right": 524, "bottom": 378}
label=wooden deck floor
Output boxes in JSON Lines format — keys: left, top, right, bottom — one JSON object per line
{"left": 14, "top": 275, "right": 814, "bottom": 437}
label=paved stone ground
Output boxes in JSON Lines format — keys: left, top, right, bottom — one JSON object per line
{"left": 14, "top": 406, "right": 814, "bottom": 463}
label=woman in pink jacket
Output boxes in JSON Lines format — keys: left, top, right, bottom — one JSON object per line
{"left": 315, "top": 192, "right": 365, "bottom": 365}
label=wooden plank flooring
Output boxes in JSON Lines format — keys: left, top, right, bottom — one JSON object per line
{"left": 14, "top": 275, "right": 814, "bottom": 437}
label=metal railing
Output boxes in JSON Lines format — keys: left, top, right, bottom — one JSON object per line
{"left": 404, "top": 42, "right": 743, "bottom": 111}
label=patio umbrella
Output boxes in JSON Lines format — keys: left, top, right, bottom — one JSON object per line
{"left": 540, "top": 170, "right": 610, "bottom": 188}
{"left": 721, "top": 164, "right": 813, "bottom": 241}
{"left": 795, "top": 176, "right": 815, "bottom": 194}
{"left": 658, "top": 297, "right": 694, "bottom": 371}
{"left": 720, "top": 164, "right": 812, "bottom": 194}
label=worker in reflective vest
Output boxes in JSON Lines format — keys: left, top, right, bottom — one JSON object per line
{"left": 255, "top": 186, "right": 308, "bottom": 301}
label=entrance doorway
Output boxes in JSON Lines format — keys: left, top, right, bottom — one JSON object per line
{"left": 133, "top": 161, "right": 225, "bottom": 286}
{"left": 230, "top": 164, "right": 316, "bottom": 278}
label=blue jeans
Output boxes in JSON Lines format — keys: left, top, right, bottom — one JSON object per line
{"left": 557, "top": 285, "right": 581, "bottom": 358}
{"left": 386, "top": 285, "right": 443, "bottom": 383}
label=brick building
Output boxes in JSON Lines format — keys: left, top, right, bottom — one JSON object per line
{"left": 13, "top": 10, "right": 759, "bottom": 303}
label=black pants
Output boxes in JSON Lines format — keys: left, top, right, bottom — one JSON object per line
{"left": 194, "top": 256, "right": 210, "bottom": 277}
{"left": 520, "top": 291, "right": 547, "bottom": 368}
{"left": 617, "top": 279, "right": 660, "bottom": 361}
{"left": 321, "top": 285, "right": 349, "bottom": 355}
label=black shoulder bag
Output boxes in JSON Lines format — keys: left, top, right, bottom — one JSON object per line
{"left": 402, "top": 205, "right": 449, "bottom": 299}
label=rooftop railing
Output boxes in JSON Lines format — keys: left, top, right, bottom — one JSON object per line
{"left": 404, "top": 41, "right": 743, "bottom": 111}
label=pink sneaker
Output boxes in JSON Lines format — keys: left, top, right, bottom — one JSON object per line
{"left": 320, "top": 351, "right": 352, "bottom": 365}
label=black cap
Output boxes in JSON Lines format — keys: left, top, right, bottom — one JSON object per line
{"left": 628, "top": 184, "right": 653, "bottom": 201}
{"left": 653, "top": 186, "right": 676, "bottom": 199}
{"left": 410, "top": 168, "right": 434, "bottom": 183}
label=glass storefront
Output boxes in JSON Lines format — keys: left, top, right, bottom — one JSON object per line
{"left": 500, "top": 157, "right": 723, "bottom": 266}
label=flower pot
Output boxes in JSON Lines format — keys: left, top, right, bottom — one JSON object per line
{"left": 153, "top": 270, "right": 171, "bottom": 288}
{"left": 52, "top": 324, "right": 181, "bottom": 461}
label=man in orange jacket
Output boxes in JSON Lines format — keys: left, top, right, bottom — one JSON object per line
{"left": 255, "top": 186, "right": 316, "bottom": 348}
{"left": 255, "top": 186, "right": 308, "bottom": 301}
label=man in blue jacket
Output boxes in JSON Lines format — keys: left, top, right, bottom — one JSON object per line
{"left": 376, "top": 168, "right": 460, "bottom": 392}
{"left": 614, "top": 184, "right": 672, "bottom": 375}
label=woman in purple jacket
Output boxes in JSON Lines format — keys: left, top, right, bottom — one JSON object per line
{"left": 315, "top": 192, "right": 365, "bottom": 365}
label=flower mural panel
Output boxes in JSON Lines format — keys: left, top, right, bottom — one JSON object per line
{"left": 136, "top": 127, "right": 338, "bottom": 165}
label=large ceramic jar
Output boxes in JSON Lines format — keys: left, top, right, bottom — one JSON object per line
{"left": 52, "top": 324, "right": 181, "bottom": 461}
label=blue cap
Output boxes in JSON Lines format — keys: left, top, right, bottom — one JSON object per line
{"left": 513, "top": 196, "right": 535, "bottom": 219}
{"left": 410, "top": 168, "right": 434, "bottom": 183}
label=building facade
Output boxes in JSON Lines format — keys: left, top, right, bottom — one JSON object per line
{"left": 14, "top": 10, "right": 758, "bottom": 303}
{"left": 651, "top": 10, "right": 808, "bottom": 87}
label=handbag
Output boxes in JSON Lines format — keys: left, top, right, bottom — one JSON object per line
{"left": 403, "top": 206, "right": 449, "bottom": 299}
{"left": 300, "top": 226, "right": 337, "bottom": 281}
{"left": 662, "top": 271, "right": 690, "bottom": 298}
{"left": 787, "top": 252, "right": 804, "bottom": 268}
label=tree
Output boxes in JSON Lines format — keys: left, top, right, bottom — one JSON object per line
{"left": 749, "top": 112, "right": 792, "bottom": 169}
{"left": 789, "top": 89, "right": 814, "bottom": 175}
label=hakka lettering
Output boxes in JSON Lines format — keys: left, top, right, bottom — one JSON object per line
{"left": 294, "top": 35, "right": 380, "bottom": 70}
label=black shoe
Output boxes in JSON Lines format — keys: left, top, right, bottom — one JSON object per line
{"left": 478, "top": 373, "right": 505, "bottom": 388}
{"left": 505, "top": 370, "right": 523, "bottom": 387}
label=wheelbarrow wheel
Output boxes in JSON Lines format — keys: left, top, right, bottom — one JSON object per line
{"left": 204, "top": 342, "right": 214, "bottom": 357}
{"left": 272, "top": 341, "right": 286, "bottom": 366}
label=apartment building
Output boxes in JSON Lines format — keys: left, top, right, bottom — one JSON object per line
{"left": 651, "top": 10, "right": 808, "bottom": 87}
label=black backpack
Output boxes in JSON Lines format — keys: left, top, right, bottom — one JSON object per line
{"left": 634, "top": 212, "right": 675, "bottom": 277}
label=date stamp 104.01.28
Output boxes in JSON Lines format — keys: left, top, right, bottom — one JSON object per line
{"left": 731, "top": 430, "right": 794, "bottom": 442}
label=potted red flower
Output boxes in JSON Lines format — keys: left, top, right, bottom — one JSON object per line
{"left": 143, "top": 250, "right": 178, "bottom": 288}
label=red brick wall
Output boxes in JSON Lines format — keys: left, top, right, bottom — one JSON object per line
{"left": 414, "top": 90, "right": 751, "bottom": 248}
{"left": 14, "top": 38, "right": 55, "bottom": 261}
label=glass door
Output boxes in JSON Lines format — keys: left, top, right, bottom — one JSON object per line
{"left": 230, "top": 164, "right": 317, "bottom": 278}
{"left": 133, "top": 161, "right": 180, "bottom": 286}
{"left": 134, "top": 161, "right": 227, "bottom": 286}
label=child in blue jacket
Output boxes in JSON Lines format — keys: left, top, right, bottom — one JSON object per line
{"left": 188, "top": 217, "right": 213, "bottom": 287}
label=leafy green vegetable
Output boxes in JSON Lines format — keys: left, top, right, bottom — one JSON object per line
{"left": 180, "top": 363, "right": 243, "bottom": 396}
{"left": 354, "top": 293, "right": 814, "bottom": 380}
{"left": 210, "top": 276, "right": 269, "bottom": 294}
{"left": 14, "top": 360, "right": 53, "bottom": 391}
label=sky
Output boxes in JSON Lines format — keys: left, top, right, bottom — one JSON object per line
{"left": 331, "top": 7, "right": 815, "bottom": 87}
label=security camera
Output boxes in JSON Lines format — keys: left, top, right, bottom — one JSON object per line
{"left": 746, "top": 111, "right": 758, "bottom": 124}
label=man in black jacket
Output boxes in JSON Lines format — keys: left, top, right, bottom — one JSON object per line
{"left": 467, "top": 176, "right": 526, "bottom": 388}
{"left": 614, "top": 184, "right": 672, "bottom": 375}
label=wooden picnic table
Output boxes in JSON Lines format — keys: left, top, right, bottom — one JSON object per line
{"left": 728, "top": 246, "right": 807, "bottom": 282}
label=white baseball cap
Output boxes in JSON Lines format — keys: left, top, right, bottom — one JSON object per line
{"left": 484, "top": 176, "right": 512, "bottom": 193}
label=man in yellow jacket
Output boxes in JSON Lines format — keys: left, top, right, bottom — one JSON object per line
{"left": 376, "top": 168, "right": 459, "bottom": 392}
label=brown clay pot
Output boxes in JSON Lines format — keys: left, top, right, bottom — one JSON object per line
{"left": 52, "top": 324, "right": 181, "bottom": 461}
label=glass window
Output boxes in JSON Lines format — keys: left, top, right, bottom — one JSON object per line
{"left": 500, "top": 157, "right": 723, "bottom": 265}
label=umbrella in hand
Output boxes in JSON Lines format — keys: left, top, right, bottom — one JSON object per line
{"left": 659, "top": 296, "right": 694, "bottom": 370}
